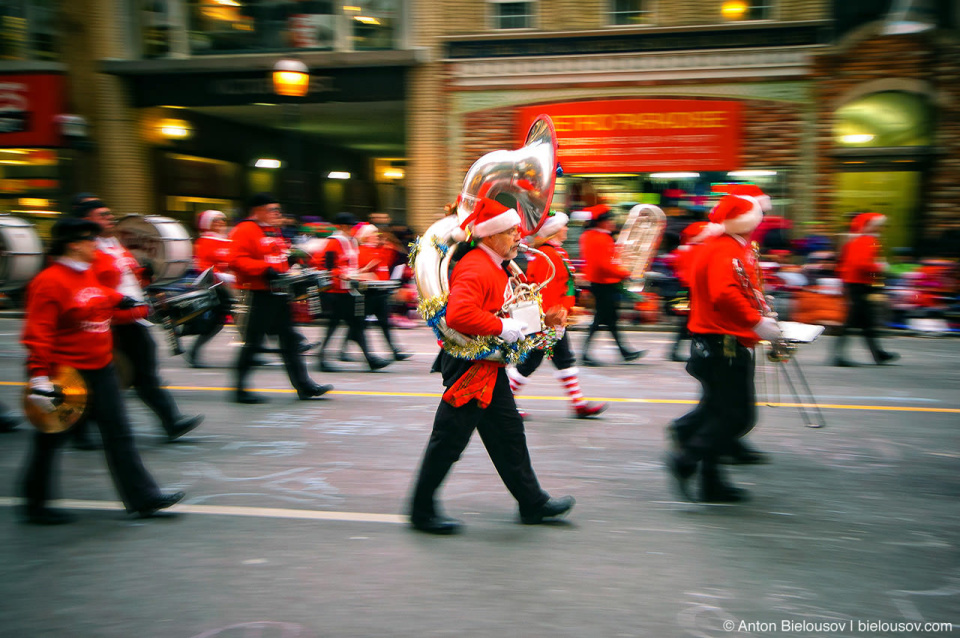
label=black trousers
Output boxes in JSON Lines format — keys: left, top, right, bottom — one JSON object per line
{"left": 410, "top": 368, "right": 549, "bottom": 519}
{"left": 516, "top": 330, "right": 577, "bottom": 377}
{"left": 320, "top": 292, "right": 377, "bottom": 363}
{"left": 834, "top": 283, "right": 888, "bottom": 362}
{"left": 365, "top": 289, "right": 399, "bottom": 352}
{"left": 236, "top": 290, "right": 312, "bottom": 392}
{"left": 672, "top": 335, "right": 756, "bottom": 474}
{"left": 20, "top": 364, "right": 162, "bottom": 512}
{"left": 583, "top": 282, "right": 632, "bottom": 356}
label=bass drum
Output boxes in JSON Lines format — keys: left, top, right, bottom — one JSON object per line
{"left": 115, "top": 215, "right": 193, "bottom": 284}
{"left": 0, "top": 216, "right": 43, "bottom": 292}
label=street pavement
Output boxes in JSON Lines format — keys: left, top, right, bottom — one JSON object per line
{"left": 0, "top": 318, "right": 957, "bottom": 638}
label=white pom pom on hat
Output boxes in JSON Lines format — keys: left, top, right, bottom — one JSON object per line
{"left": 709, "top": 195, "right": 763, "bottom": 236}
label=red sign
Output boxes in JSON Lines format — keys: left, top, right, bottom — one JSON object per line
{"left": 517, "top": 99, "right": 741, "bottom": 173}
{"left": 0, "top": 74, "right": 65, "bottom": 147}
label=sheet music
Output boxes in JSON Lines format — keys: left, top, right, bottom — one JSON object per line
{"left": 779, "top": 321, "right": 825, "bottom": 343}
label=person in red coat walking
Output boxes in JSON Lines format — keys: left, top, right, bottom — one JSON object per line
{"left": 18, "top": 217, "right": 184, "bottom": 524}
{"left": 185, "top": 209, "right": 234, "bottom": 368}
{"left": 578, "top": 204, "right": 644, "bottom": 365}
{"left": 409, "top": 197, "right": 576, "bottom": 534}
{"left": 667, "top": 220, "right": 718, "bottom": 362}
{"left": 833, "top": 212, "right": 899, "bottom": 366}
{"left": 507, "top": 212, "right": 607, "bottom": 419}
{"left": 229, "top": 193, "right": 331, "bottom": 404}
{"left": 72, "top": 198, "right": 202, "bottom": 444}
{"left": 665, "top": 194, "right": 782, "bottom": 503}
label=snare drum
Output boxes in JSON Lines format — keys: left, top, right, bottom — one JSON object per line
{"left": 272, "top": 268, "right": 330, "bottom": 320}
{"left": 359, "top": 279, "right": 400, "bottom": 294}
{"left": 115, "top": 215, "right": 193, "bottom": 284}
{"left": 0, "top": 216, "right": 43, "bottom": 292}
{"left": 153, "top": 288, "right": 220, "bottom": 327}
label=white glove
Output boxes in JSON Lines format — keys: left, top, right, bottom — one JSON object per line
{"left": 753, "top": 316, "right": 782, "bottom": 343}
{"left": 27, "top": 376, "right": 58, "bottom": 414}
{"left": 498, "top": 318, "right": 527, "bottom": 343}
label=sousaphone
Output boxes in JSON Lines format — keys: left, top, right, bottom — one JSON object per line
{"left": 412, "top": 115, "right": 559, "bottom": 363}
{"left": 22, "top": 365, "right": 88, "bottom": 434}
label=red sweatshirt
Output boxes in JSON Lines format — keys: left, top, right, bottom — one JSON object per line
{"left": 311, "top": 233, "right": 358, "bottom": 293}
{"left": 358, "top": 244, "right": 394, "bottom": 281}
{"left": 229, "top": 219, "right": 290, "bottom": 291}
{"left": 687, "top": 234, "right": 764, "bottom": 347}
{"left": 837, "top": 235, "right": 882, "bottom": 285}
{"left": 579, "top": 228, "right": 630, "bottom": 284}
{"left": 526, "top": 241, "right": 574, "bottom": 312}
{"left": 194, "top": 233, "right": 232, "bottom": 275}
{"left": 446, "top": 247, "right": 510, "bottom": 338}
{"left": 22, "top": 262, "right": 123, "bottom": 376}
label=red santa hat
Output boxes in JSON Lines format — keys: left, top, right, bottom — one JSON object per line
{"left": 850, "top": 212, "right": 885, "bottom": 235}
{"left": 680, "top": 220, "right": 723, "bottom": 246}
{"left": 725, "top": 184, "right": 772, "bottom": 212}
{"left": 536, "top": 212, "right": 569, "bottom": 238}
{"left": 709, "top": 194, "right": 763, "bottom": 236}
{"left": 197, "top": 209, "right": 226, "bottom": 232}
{"left": 584, "top": 204, "right": 612, "bottom": 221}
{"left": 452, "top": 197, "right": 522, "bottom": 241}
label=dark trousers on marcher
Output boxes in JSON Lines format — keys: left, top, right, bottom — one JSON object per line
{"left": 583, "top": 282, "right": 632, "bottom": 358}
{"left": 516, "top": 331, "right": 577, "bottom": 377}
{"left": 21, "top": 365, "right": 162, "bottom": 512}
{"left": 672, "top": 335, "right": 756, "bottom": 477}
{"left": 236, "top": 290, "right": 312, "bottom": 392}
{"left": 365, "top": 289, "right": 401, "bottom": 354}
{"left": 73, "top": 321, "right": 182, "bottom": 442}
{"left": 834, "top": 283, "right": 888, "bottom": 362}
{"left": 410, "top": 369, "right": 549, "bottom": 520}
{"left": 320, "top": 291, "right": 378, "bottom": 364}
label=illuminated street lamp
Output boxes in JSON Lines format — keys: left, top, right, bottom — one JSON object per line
{"left": 721, "top": 0, "right": 748, "bottom": 20}
{"left": 272, "top": 59, "right": 309, "bottom": 97}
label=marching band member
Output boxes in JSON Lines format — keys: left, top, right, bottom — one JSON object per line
{"left": 833, "top": 212, "right": 899, "bottom": 367}
{"left": 313, "top": 213, "right": 391, "bottom": 372}
{"left": 19, "top": 217, "right": 184, "bottom": 524}
{"left": 354, "top": 222, "right": 411, "bottom": 362}
{"left": 185, "top": 209, "right": 234, "bottom": 368}
{"left": 73, "top": 198, "right": 203, "bottom": 442}
{"left": 667, "top": 221, "right": 713, "bottom": 363}
{"left": 409, "top": 197, "right": 575, "bottom": 534}
{"left": 229, "top": 193, "right": 331, "bottom": 404}
{"left": 665, "top": 194, "right": 780, "bottom": 503}
{"left": 506, "top": 213, "right": 607, "bottom": 419}
{"left": 578, "top": 204, "right": 645, "bottom": 366}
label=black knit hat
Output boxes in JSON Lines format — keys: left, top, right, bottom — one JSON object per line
{"left": 333, "top": 212, "right": 356, "bottom": 227}
{"left": 71, "top": 192, "right": 98, "bottom": 208}
{"left": 248, "top": 192, "right": 280, "bottom": 210}
{"left": 72, "top": 198, "right": 108, "bottom": 219}
{"left": 48, "top": 218, "right": 101, "bottom": 256}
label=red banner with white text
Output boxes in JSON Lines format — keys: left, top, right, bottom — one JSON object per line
{"left": 517, "top": 99, "right": 741, "bottom": 173}
{"left": 0, "top": 74, "right": 65, "bottom": 147}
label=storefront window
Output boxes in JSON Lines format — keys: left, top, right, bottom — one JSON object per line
{"left": 184, "top": 0, "right": 399, "bottom": 54}
{"left": 0, "top": 148, "right": 63, "bottom": 237}
{"left": 834, "top": 91, "right": 932, "bottom": 148}
{"left": 0, "top": 0, "right": 59, "bottom": 61}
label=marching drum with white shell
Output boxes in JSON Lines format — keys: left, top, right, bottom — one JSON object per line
{"left": 115, "top": 214, "right": 193, "bottom": 284}
{"left": 0, "top": 216, "right": 44, "bottom": 292}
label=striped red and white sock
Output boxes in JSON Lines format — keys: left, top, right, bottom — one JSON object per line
{"left": 555, "top": 367, "right": 587, "bottom": 409}
{"left": 507, "top": 367, "right": 528, "bottom": 395}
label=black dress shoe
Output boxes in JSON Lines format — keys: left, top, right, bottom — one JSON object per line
{"left": 700, "top": 481, "right": 749, "bottom": 503}
{"left": 393, "top": 351, "right": 413, "bottom": 361}
{"left": 235, "top": 390, "right": 267, "bottom": 404}
{"left": 582, "top": 356, "right": 602, "bottom": 367}
{"left": 410, "top": 514, "right": 463, "bottom": 535}
{"left": 665, "top": 452, "right": 698, "bottom": 502}
{"left": 167, "top": 415, "right": 203, "bottom": 442}
{"left": 298, "top": 383, "right": 334, "bottom": 400}
{"left": 137, "top": 491, "right": 185, "bottom": 518}
{"left": 318, "top": 361, "right": 342, "bottom": 373}
{"left": 876, "top": 351, "right": 900, "bottom": 365}
{"left": 622, "top": 350, "right": 646, "bottom": 362}
{"left": 367, "top": 356, "right": 392, "bottom": 371}
{"left": 20, "top": 505, "right": 77, "bottom": 525}
{"left": 833, "top": 357, "right": 857, "bottom": 367}
{"left": 0, "top": 411, "right": 21, "bottom": 432}
{"left": 722, "top": 442, "right": 770, "bottom": 465}
{"left": 338, "top": 351, "right": 356, "bottom": 362}
{"left": 519, "top": 495, "right": 576, "bottom": 524}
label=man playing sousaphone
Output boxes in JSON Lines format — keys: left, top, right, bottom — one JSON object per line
{"left": 18, "top": 218, "right": 184, "bottom": 524}
{"left": 408, "top": 197, "right": 576, "bottom": 535}
{"left": 507, "top": 212, "right": 607, "bottom": 419}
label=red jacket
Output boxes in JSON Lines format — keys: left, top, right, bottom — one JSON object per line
{"left": 687, "top": 234, "right": 764, "bottom": 347}
{"left": 526, "top": 241, "right": 574, "bottom": 312}
{"left": 22, "top": 262, "right": 123, "bottom": 376}
{"left": 837, "top": 235, "right": 882, "bottom": 285}
{"left": 90, "top": 243, "right": 151, "bottom": 325}
{"left": 194, "top": 233, "right": 232, "bottom": 275}
{"left": 446, "top": 247, "right": 510, "bottom": 338}
{"left": 358, "top": 244, "right": 394, "bottom": 281}
{"left": 579, "top": 228, "right": 630, "bottom": 284}
{"left": 229, "top": 219, "right": 290, "bottom": 291}
{"left": 311, "top": 233, "right": 358, "bottom": 293}
{"left": 672, "top": 244, "right": 702, "bottom": 289}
